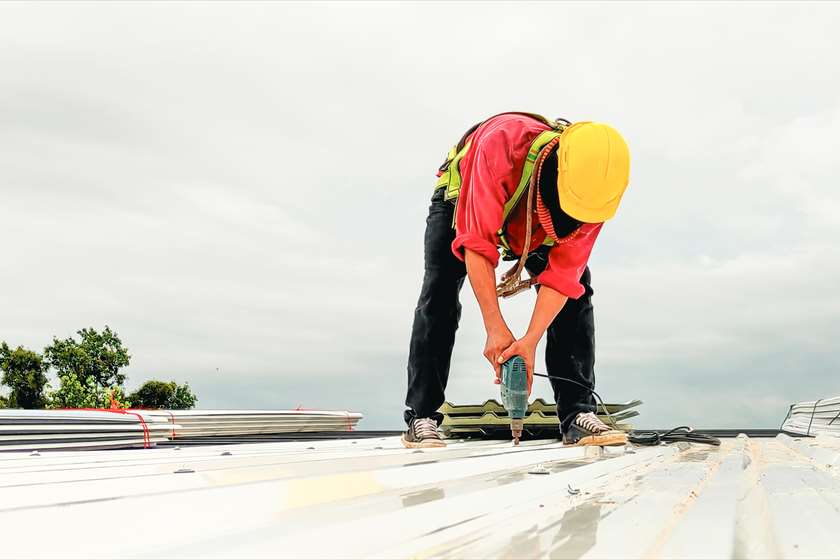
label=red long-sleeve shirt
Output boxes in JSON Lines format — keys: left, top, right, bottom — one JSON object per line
{"left": 448, "top": 113, "right": 602, "bottom": 299}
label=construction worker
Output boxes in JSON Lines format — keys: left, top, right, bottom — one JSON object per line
{"left": 402, "top": 112, "right": 631, "bottom": 448}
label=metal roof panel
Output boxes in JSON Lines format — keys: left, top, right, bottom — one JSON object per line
{"left": 1, "top": 433, "right": 838, "bottom": 558}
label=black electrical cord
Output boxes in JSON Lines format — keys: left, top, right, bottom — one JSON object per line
{"left": 779, "top": 404, "right": 794, "bottom": 431}
{"left": 533, "top": 372, "right": 721, "bottom": 446}
{"left": 806, "top": 399, "right": 823, "bottom": 436}
{"left": 533, "top": 372, "right": 616, "bottom": 426}
{"left": 626, "top": 426, "right": 721, "bottom": 447}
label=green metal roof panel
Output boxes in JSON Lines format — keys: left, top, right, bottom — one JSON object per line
{"left": 438, "top": 399, "right": 642, "bottom": 416}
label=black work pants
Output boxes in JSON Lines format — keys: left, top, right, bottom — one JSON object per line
{"left": 404, "top": 188, "right": 597, "bottom": 434}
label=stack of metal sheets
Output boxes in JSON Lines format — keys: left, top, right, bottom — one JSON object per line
{"left": 439, "top": 398, "right": 642, "bottom": 439}
{"left": 781, "top": 396, "right": 840, "bottom": 437}
{"left": 143, "top": 409, "right": 364, "bottom": 439}
{"left": 0, "top": 409, "right": 176, "bottom": 451}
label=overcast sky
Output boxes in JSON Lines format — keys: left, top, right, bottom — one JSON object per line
{"left": 1, "top": 2, "right": 838, "bottom": 429}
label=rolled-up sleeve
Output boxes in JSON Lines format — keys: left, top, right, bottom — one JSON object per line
{"left": 537, "top": 223, "right": 603, "bottom": 299}
{"left": 450, "top": 127, "right": 519, "bottom": 268}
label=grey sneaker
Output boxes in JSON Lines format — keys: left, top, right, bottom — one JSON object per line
{"left": 564, "top": 412, "right": 627, "bottom": 447}
{"left": 401, "top": 418, "right": 446, "bottom": 449}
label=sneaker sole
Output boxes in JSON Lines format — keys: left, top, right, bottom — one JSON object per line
{"left": 564, "top": 432, "right": 628, "bottom": 447}
{"left": 400, "top": 434, "right": 447, "bottom": 449}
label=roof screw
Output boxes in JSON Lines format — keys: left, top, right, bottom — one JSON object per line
{"left": 221, "top": 451, "right": 232, "bottom": 456}
{"left": 174, "top": 468, "right": 195, "bottom": 474}
{"left": 173, "top": 446, "right": 181, "bottom": 451}
{"left": 306, "top": 446, "right": 315, "bottom": 450}
{"left": 374, "top": 446, "right": 384, "bottom": 450}
{"left": 528, "top": 465, "right": 550, "bottom": 475}
{"left": 30, "top": 450, "right": 40, "bottom": 457}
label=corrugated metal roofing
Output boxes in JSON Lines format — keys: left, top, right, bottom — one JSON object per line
{"left": 1, "top": 433, "right": 839, "bottom": 559}
{"left": 440, "top": 399, "right": 641, "bottom": 437}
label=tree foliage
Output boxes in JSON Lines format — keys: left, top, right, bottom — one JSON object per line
{"left": 0, "top": 327, "right": 199, "bottom": 411}
{"left": 0, "top": 343, "right": 49, "bottom": 409}
{"left": 43, "top": 326, "right": 130, "bottom": 388}
{"left": 47, "top": 374, "right": 130, "bottom": 410}
{"left": 128, "top": 380, "right": 197, "bottom": 410}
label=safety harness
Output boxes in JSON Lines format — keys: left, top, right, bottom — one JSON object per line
{"left": 434, "top": 113, "right": 570, "bottom": 298}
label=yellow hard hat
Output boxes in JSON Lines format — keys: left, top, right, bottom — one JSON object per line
{"left": 556, "top": 122, "right": 630, "bottom": 223}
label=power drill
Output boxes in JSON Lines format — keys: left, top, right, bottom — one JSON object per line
{"left": 500, "top": 356, "right": 529, "bottom": 445}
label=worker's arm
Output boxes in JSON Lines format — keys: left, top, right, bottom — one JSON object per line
{"left": 498, "top": 285, "right": 568, "bottom": 393}
{"left": 464, "top": 249, "right": 515, "bottom": 380}
{"left": 500, "top": 224, "right": 601, "bottom": 392}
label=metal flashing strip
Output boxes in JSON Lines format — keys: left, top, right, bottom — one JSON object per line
{"left": 155, "top": 430, "right": 403, "bottom": 445}
{"left": 142, "top": 409, "right": 363, "bottom": 438}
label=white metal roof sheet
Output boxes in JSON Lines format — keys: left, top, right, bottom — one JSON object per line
{"left": 1, "top": 433, "right": 838, "bottom": 559}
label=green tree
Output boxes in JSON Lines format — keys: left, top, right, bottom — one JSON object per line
{"left": 0, "top": 343, "right": 49, "bottom": 408}
{"left": 44, "top": 326, "right": 130, "bottom": 388}
{"left": 128, "top": 380, "right": 197, "bottom": 410}
{"left": 0, "top": 394, "right": 8, "bottom": 408}
{"left": 47, "top": 374, "right": 130, "bottom": 410}
{"left": 171, "top": 383, "right": 197, "bottom": 409}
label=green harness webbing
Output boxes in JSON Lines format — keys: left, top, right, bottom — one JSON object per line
{"left": 434, "top": 113, "right": 569, "bottom": 259}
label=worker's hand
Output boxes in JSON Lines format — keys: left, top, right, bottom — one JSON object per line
{"left": 484, "top": 324, "right": 516, "bottom": 383}
{"left": 497, "top": 335, "right": 537, "bottom": 395}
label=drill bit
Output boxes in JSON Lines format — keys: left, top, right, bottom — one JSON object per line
{"left": 511, "top": 418, "right": 524, "bottom": 446}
